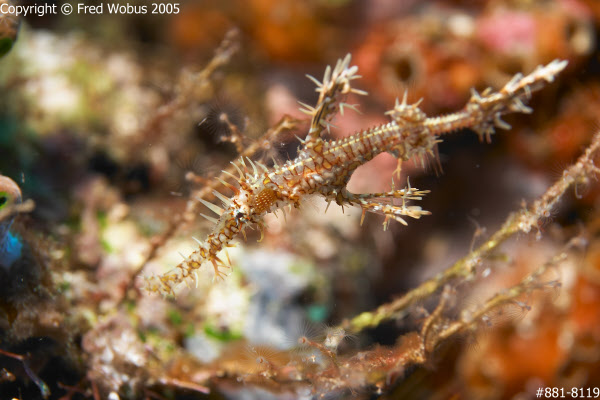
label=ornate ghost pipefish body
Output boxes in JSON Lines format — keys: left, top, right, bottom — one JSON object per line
{"left": 143, "top": 56, "right": 568, "bottom": 296}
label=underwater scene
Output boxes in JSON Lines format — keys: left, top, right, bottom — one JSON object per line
{"left": 1, "top": 0, "right": 600, "bottom": 399}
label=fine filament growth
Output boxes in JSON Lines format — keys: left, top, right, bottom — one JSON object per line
{"left": 143, "top": 55, "right": 568, "bottom": 296}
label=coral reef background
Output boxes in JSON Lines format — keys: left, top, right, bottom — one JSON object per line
{"left": 1, "top": 0, "right": 600, "bottom": 399}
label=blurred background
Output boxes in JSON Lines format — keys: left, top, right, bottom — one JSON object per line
{"left": 1, "top": 0, "right": 600, "bottom": 399}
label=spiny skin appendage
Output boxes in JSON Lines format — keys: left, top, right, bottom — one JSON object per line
{"left": 144, "top": 55, "right": 567, "bottom": 295}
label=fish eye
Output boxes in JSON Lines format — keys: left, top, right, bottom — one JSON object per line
{"left": 0, "top": 193, "right": 9, "bottom": 209}
{"left": 0, "top": 177, "right": 23, "bottom": 210}
{"left": 235, "top": 211, "right": 245, "bottom": 220}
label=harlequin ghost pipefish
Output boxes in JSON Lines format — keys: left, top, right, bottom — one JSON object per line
{"left": 0, "top": 175, "right": 23, "bottom": 269}
{"left": 144, "top": 55, "right": 568, "bottom": 296}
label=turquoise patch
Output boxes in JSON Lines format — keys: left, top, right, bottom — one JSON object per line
{"left": 308, "top": 305, "right": 328, "bottom": 322}
{"left": 0, "top": 231, "right": 22, "bottom": 268}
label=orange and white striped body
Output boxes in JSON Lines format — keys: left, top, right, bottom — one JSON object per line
{"left": 144, "top": 56, "right": 567, "bottom": 295}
